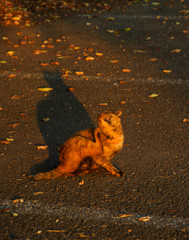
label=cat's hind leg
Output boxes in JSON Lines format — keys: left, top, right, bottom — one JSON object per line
{"left": 93, "top": 156, "right": 123, "bottom": 177}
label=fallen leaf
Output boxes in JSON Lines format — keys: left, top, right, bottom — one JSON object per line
{"left": 139, "top": 216, "right": 152, "bottom": 222}
{"left": 0, "top": 140, "right": 10, "bottom": 144}
{"left": 171, "top": 49, "right": 181, "bottom": 53}
{"left": 106, "top": 30, "right": 115, "bottom": 33}
{"left": 134, "top": 50, "right": 146, "bottom": 53}
{"left": 36, "top": 230, "right": 42, "bottom": 234}
{"left": 105, "top": 17, "right": 115, "bottom": 21}
{"left": 122, "top": 68, "right": 131, "bottom": 72}
{"left": 6, "top": 137, "right": 14, "bottom": 142}
{"left": 75, "top": 71, "right": 84, "bottom": 75}
{"left": 42, "top": 118, "right": 50, "bottom": 122}
{"left": 46, "top": 230, "right": 65, "bottom": 233}
{"left": 85, "top": 56, "right": 94, "bottom": 61}
{"left": 163, "top": 70, "right": 171, "bottom": 73}
{"left": 124, "top": 27, "right": 131, "bottom": 32}
{"left": 8, "top": 74, "right": 16, "bottom": 78}
{"left": 36, "top": 145, "right": 48, "bottom": 150}
{"left": 115, "top": 214, "right": 134, "bottom": 218}
{"left": 148, "top": 93, "right": 159, "bottom": 98}
{"left": 119, "top": 81, "right": 126, "bottom": 84}
{"left": 120, "top": 101, "right": 126, "bottom": 104}
{"left": 110, "top": 60, "right": 119, "bottom": 63}
{"left": 38, "top": 87, "right": 53, "bottom": 92}
{"left": 150, "top": 58, "right": 158, "bottom": 61}
{"left": 183, "top": 119, "right": 189, "bottom": 122}
{"left": 68, "top": 87, "right": 74, "bottom": 92}
{"left": 99, "top": 103, "right": 108, "bottom": 106}
{"left": 151, "top": 2, "right": 160, "bottom": 6}
{"left": 40, "top": 63, "right": 49, "bottom": 66}
{"left": 12, "top": 212, "right": 18, "bottom": 217}
{"left": 7, "top": 51, "right": 15, "bottom": 56}
{"left": 78, "top": 180, "right": 84, "bottom": 185}
{"left": 51, "top": 61, "right": 59, "bottom": 65}
{"left": 0, "top": 61, "right": 7, "bottom": 64}
{"left": 11, "top": 94, "right": 23, "bottom": 99}
{"left": 95, "top": 53, "right": 103, "bottom": 56}
{"left": 34, "top": 192, "right": 44, "bottom": 195}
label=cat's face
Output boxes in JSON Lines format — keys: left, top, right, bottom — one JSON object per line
{"left": 98, "top": 110, "right": 122, "bottom": 134}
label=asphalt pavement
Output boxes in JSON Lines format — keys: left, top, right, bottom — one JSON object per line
{"left": 0, "top": 1, "right": 189, "bottom": 239}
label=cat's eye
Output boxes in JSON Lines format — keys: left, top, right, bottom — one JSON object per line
{"left": 104, "top": 118, "right": 111, "bottom": 124}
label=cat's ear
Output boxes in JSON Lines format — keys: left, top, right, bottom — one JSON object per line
{"left": 115, "top": 110, "right": 122, "bottom": 117}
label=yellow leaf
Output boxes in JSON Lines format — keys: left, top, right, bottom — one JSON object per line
{"left": 95, "top": 53, "right": 103, "bottom": 56}
{"left": 85, "top": 57, "right": 95, "bottom": 61}
{"left": 163, "top": 70, "right": 171, "bottom": 73}
{"left": 110, "top": 60, "right": 118, "bottom": 63}
{"left": 6, "top": 137, "right": 14, "bottom": 142}
{"left": 148, "top": 93, "right": 159, "bottom": 98}
{"left": 106, "top": 30, "right": 115, "bottom": 33}
{"left": 38, "top": 87, "right": 53, "bottom": 92}
{"left": 124, "top": 27, "right": 131, "bottom": 32}
{"left": 7, "top": 51, "right": 15, "bottom": 56}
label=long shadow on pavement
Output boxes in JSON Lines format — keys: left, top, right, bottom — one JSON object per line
{"left": 31, "top": 71, "right": 93, "bottom": 175}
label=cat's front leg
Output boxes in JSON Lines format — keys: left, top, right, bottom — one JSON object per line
{"left": 93, "top": 156, "right": 123, "bottom": 177}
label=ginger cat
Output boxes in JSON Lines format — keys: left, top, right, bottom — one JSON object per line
{"left": 33, "top": 110, "right": 124, "bottom": 180}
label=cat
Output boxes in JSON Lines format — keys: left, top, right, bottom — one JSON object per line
{"left": 33, "top": 110, "right": 124, "bottom": 180}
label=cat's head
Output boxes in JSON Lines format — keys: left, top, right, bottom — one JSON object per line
{"left": 98, "top": 110, "right": 122, "bottom": 134}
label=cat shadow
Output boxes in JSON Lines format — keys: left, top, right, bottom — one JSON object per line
{"left": 30, "top": 71, "right": 94, "bottom": 175}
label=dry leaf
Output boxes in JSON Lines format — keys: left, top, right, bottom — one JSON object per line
{"left": 139, "top": 216, "right": 151, "bottom": 222}
{"left": 134, "top": 50, "right": 146, "bottom": 53}
{"left": 11, "top": 94, "right": 23, "bottom": 99}
{"left": 122, "top": 68, "right": 131, "bottom": 72}
{"left": 85, "top": 57, "right": 94, "bottom": 61}
{"left": 38, "top": 87, "right": 53, "bottom": 92}
{"left": 183, "top": 119, "right": 189, "bottom": 122}
{"left": 36, "top": 145, "right": 48, "bottom": 150}
{"left": 120, "top": 101, "right": 126, "bottom": 104}
{"left": 46, "top": 230, "right": 65, "bottom": 233}
{"left": 51, "top": 61, "right": 59, "bottom": 65}
{"left": 78, "top": 180, "right": 84, "bottom": 185}
{"left": 119, "top": 80, "right": 126, "bottom": 84}
{"left": 34, "top": 192, "right": 44, "bottom": 195}
{"left": 163, "top": 70, "right": 171, "bottom": 73}
{"left": 115, "top": 214, "right": 133, "bottom": 218}
{"left": 124, "top": 27, "right": 131, "bottom": 32}
{"left": 6, "top": 137, "right": 14, "bottom": 142}
{"left": 7, "top": 51, "right": 15, "bottom": 56}
{"left": 7, "top": 123, "right": 20, "bottom": 128}
{"left": 106, "top": 30, "right": 115, "bottom": 33}
{"left": 12, "top": 212, "right": 18, "bottom": 217}
{"left": 110, "top": 60, "right": 118, "bottom": 63}
{"left": 0, "top": 140, "right": 10, "bottom": 144}
{"left": 171, "top": 49, "right": 181, "bottom": 53}
{"left": 95, "top": 53, "right": 103, "bottom": 56}
{"left": 68, "top": 88, "right": 74, "bottom": 92}
{"left": 99, "top": 103, "right": 108, "bottom": 106}
{"left": 40, "top": 63, "right": 49, "bottom": 66}
{"left": 150, "top": 58, "right": 158, "bottom": 61}
{"left": 8, "top": 74, "right": 16, "bottom": 78}
{"left": 75, "top": 71, "right": 84, "bottom": 75}
{"left": 148, "top": 93, "right": 159, "bottom": 98}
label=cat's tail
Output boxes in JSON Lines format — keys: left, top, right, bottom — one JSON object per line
{"left": 33, "top": 166, "right": 63, "bottom": 181}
